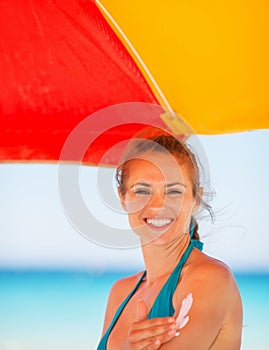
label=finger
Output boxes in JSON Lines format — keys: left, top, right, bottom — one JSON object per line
{"left": 130, "top": 320, "right": 178, "bottom": 343}
{"left": 144, "top": 338, "right": 162, "bottom": 350}
{"left": 144, "top": 330, "right": 178, "bottom": 349}
{"left": 135, "top": 331, "right": 176, "bottom": 350}
{"left": 131, "top": 337, "right": 161, "bottom": 350}
{"left": 136, "top": 299, "right": 148, "bottom": 322}
{"left": 155, "top": 328, "right": 179, "bottom": 344}
{"left": 132, "top": 316, "right": 176, "bottom": 331}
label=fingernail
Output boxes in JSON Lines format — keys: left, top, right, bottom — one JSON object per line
{"left": 154, "top": 339, "right": 161, "bottom": 345}
{"left": 175, "top": 331, "right": 180, "bottom": 336}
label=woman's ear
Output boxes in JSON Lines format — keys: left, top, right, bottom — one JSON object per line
{"left": 192, "top": 187, "right": 204, "bottom": 214}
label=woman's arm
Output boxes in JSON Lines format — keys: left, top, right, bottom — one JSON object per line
{"left": 160, "top": 261, "right": 243, "bottom": 349}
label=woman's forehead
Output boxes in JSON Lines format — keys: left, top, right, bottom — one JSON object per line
{"left": 124, "top": 153, "right": 191, "bottom": 183}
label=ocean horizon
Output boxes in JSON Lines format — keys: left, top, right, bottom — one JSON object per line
{"left": 0, "top": 269, "right": 268, "bottom": 350}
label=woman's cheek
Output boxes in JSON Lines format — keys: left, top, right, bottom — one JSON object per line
{"left": 169, "top": 197, "right": 194, "bottom": 227}
{"left": 124, "top": 195, "right": 149, "bottom": 215}
{"left": 167, "top": 197, "right": 184, "bottom": 218}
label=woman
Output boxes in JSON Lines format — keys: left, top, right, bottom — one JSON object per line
{"left": 97, "top": 128, "right": 243, "bottom": 349}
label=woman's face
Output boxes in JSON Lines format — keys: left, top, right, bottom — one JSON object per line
{"left": 119, "top": 151, "right": 200, "bottom": 245}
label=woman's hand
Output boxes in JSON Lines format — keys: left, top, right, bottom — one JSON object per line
{"left": 124, "top": 299, "right": 178, "bottom": 350}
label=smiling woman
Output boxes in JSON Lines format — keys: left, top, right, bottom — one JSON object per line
{"left": 97, "top": 128, "right": 243, "bottom": 350}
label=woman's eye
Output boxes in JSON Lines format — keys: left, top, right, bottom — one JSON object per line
{"left": 134, "top": 189, "right": 151, "bottom": 195}
{"left": 166, "top": 190, "right": 183, "bottom": 195}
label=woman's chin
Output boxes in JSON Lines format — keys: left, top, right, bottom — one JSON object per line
{"left": 134, "top": 224, "right": 174, "bottom": 246}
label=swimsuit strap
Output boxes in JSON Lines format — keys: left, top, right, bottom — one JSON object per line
{"left": 97, "top": 270, "right": 146, "bottom": 350}
{"left": 148, "top": 238, "right": 203, "bottom": 319}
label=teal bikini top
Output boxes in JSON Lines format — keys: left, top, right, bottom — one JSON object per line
{"left": 97, "top": 226, "right": 203, "bottom": 349}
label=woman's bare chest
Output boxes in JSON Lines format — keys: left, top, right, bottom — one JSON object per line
{"left": 107, "top": 278, "right": 169, "bottom": 349}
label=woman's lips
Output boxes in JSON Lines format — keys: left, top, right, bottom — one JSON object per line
{"left": 143, "top": 217, "right": 173, "bottom": 229}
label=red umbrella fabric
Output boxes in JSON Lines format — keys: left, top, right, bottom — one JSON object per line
{"left": 0, "top": 0, "right": 163, "bottom": 165}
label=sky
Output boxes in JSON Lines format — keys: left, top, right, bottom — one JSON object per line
{"left": 0, "top": 129, "right": 269, "bottom": 272}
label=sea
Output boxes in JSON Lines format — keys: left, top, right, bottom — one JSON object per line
{"left": 0, "top": 270, "right": 268, "bottom": 350}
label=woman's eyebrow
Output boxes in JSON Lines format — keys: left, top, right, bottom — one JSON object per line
{"left": 166, "top": 182, "right": 186, "bottom": 188}
{"left": 131, "top": 182, "right": 151, "bottom": 188}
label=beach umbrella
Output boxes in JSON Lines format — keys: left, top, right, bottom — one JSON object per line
{"left": 1, "top": 0, "right": 268, "bottom": 166}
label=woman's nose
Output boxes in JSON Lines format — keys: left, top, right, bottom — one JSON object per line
{"left": 147, "top": 193, "right": 166, "bottom": 212}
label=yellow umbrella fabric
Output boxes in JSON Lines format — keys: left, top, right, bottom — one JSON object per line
{"left": 97, "top": 0, "right": 269, "bottom": 134}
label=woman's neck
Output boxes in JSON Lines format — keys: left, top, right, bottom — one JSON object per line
{"left": 141, "top": 232, "right": 190, "bottom": 284}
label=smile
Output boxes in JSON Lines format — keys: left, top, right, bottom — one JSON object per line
{"left": 144, "top": 218, "right": 173, "bottom": 228}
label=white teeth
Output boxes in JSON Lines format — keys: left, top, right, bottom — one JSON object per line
{"left": 146, "top": 218, "right": 172, "bottom": 227}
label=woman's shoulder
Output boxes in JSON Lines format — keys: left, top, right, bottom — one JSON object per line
{"left": 191, "top": 250, "right": 237, "bottom": 283}
{"left": 110, "top": 271, "right": 145, "bottom": 299}
{"left": 107, "top": 271, "right": 144, "bottom": 314}
{"left": 176, "top": 249, "right": 242, "bottom": 312}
